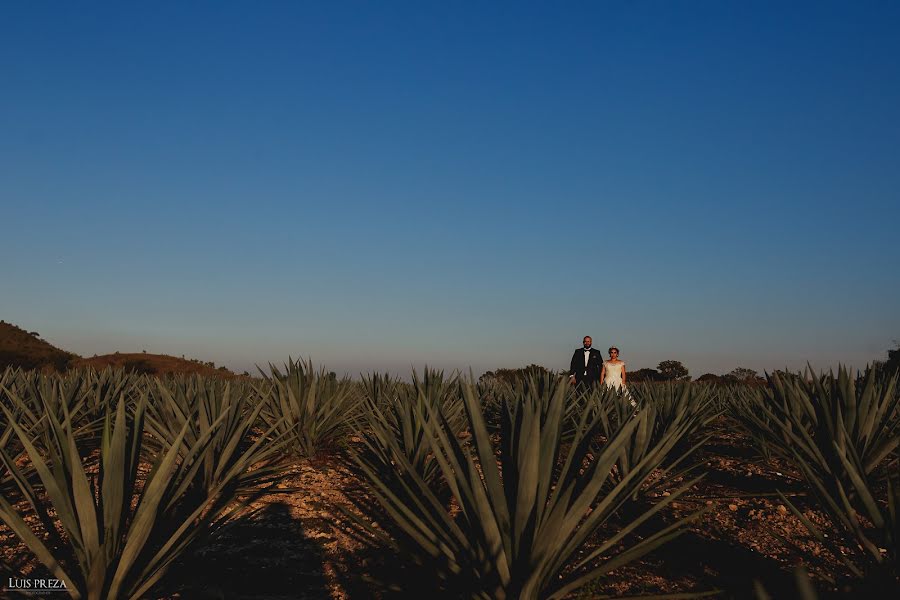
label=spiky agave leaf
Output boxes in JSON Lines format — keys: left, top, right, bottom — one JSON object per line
{"left": 780, "top": 442, "right": 900, "bottom": 587}
{"left": 0, "top": 370, "right": 101, "bottom": 450}
{"left": 348, "top": 372, "right": 704, "bottom": 599}
{"left": 0, "top": 377, "right": 275, "bottom": 599}
{"left": 255, "top": 357, "right": 362, "bottom": 458}
{"left": 0, "top": 368, "right": 129, "bottom": 513}
{"left": 603, "top": 381, "right": 718, "bottom": 498}
{"left": 737, "top": 365, "right": 900, "bottom": 588}
{"left": 355, "top": 368, "right": 467, "bottom": 486}
{"left": 734, "top": 366, "right": 899, "bottom": 485}
{"left": 143, "top": 374, "right": 288, "bottom": 495}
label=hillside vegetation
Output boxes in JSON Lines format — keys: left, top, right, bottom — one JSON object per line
{"left": 0, "top": 321, "right": 76, "bottom": 371}
{"left": 0, "top": 320, "right": 236, "bottom": 377}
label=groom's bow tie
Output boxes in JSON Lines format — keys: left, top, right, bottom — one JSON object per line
{"left": 583, "top": 348, "right": 592, "bottom": 351}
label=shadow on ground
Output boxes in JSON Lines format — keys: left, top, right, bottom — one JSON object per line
{"left": 166, "top": 501, "right": 331, "bottom": 600}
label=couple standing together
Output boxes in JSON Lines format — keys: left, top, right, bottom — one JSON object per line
{"left": 568, "top": 336, "right": 626, "bottom": 390}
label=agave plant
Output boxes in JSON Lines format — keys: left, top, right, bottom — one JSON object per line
{"left": 79, "top": 366, "right": 144, "bottom": 425}
{"left": 256, "top": 357, "right": 362, "bottom": 458}
{"left": 778, "top": 450, "right": 899, "bottom": 589}
{"left": 728, "top": 383, "right": 781, "bottom": 460}
{"left": 0, "top": 383, "right": 269, "bottom": 599}
{"left": 600, "top": 380, "right": 716, "bottom": 498}
{"left": 144, "top": 374, "right": 287, "bottom": 495}
{"left": 359, "top": 371, "right": 407, "bottom": 410}
{"left": 1, "top": 370, "right": 97, "bottom": 445}
{"left": 637, "top": 380, "right": 721, "bottom": 436}
{"left": 349, "top": 372, "right": 702, "bottom": 599}
{"left": 355, "top": 369, "right": 466, "bottom": 486}
{"left": 476, "top": 373, "right": 513, "bottom": 432}
{"left": 736, "top": 366, "right": 900, "bottom": 588}
{"left": 0, "top": 366, "right": 22, "bottom": 407}
{"left": 734, "top": 366, "right": 899, "bottom": 483}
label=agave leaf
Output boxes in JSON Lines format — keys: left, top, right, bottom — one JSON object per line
{"left": 349, "top": 370, "right": 700, "bottom": 598}
{"left": 100, "top": 397, "right": 128, "bottom": 564}
{"left": 0, "top": 404, "right": 84, "bottom": 553}
{"left": 109, "top": 419, "right": 190, "bottom": 598}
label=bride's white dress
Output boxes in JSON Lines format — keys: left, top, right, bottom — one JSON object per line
{"left": 604, "top": 361, "right": 626, "bottom": 390}
{"left": 605, "top": 361, "right": 637, "bottom": 408}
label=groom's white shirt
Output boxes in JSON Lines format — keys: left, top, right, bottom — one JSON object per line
{"left": 584, "top": 349, "right": 590, "bottom": 367}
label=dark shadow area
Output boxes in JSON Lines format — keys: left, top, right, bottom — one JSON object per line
{"left": 165, "top": 501, "right": 331, "bottom": 600}
{"left": 698, "top": 469, "right": 808, "bottom": 496}
{"left": 644, "top": 529, "right": 799, "bottom": 599}
{"left": 699, "top": 441, "right": 770, "bottom": 462}
{"left": 331, "top": 475, "right": 458, "bottom": 599}
{"left": 578, "top": 495, "right": 803, "bottom": 599}
{"left": 331, "top": 541, "right": 452, "bottom": 600}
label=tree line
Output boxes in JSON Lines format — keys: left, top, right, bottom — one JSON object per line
{"left": 479, "top": 341, "right": 900, "bottom": 385}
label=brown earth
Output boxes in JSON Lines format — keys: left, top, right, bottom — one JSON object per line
{"left": 0, "top": 320, "right": 237, "bottom": 377}
{"left": 0, "top": 321, "right": 76, "bottom": 372}
{"left": 71, "top": 352, "right": 238, "bottom": 378}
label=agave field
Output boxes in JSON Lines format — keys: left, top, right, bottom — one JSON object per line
{"left": 0, "top": 361, "right": 897, "bottom": 599}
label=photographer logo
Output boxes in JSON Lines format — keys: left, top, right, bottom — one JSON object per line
{"left": 6, "top": 578, "right": 68, "bottom": 595}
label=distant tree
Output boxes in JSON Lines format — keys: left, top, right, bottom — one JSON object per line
{"left": 696, "top": 373, "right": 723, "bottom": 384}
{"left": 726, "top": 367, "right": 759, "bottom": 383}
{"left": 122, "top": 358, "right": 154, "bottom": 375}
{"left": 50, "top": 354, "right": 74, "bottom": 372}
{"left": 479, "top": 364, "right": 553, "bottom": 385}
{"left": 479, "top": 371, "right": 496, "bottom": 385}
{"left": 885, "top": 341, "right": 900, "bottom": 376}
{"left": 657, "top": 360, "right": 689, "bottom": 381}
{"left": 629, "top": 368, "right": 663, "bottom": 382}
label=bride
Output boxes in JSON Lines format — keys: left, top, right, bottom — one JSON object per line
{"left": 600, "top": 347, "right": 626, "bottom": 390}
{"left": 602, "top": 347, "right": 637, "bottom": 408}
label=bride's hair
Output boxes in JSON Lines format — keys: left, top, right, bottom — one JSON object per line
{"left": 608, "top": 347, "right": 619, "bottom": 354}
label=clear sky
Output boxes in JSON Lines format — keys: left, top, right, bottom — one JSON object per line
{"left": 2, "top": 1, "right": 898, "bottom": 378}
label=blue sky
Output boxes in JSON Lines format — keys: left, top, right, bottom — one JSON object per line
{"left": 2, "top": 1, "right": 898, "bottom": 377}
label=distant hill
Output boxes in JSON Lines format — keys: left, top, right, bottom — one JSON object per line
{"left": 0, "top": 320, "right": 77, "bottom": 371}
{"left": 0, "top": 320, "right": 236, "bottom": 377}
{"left": 72, "top": 353, "right": 238, "bottom": 378}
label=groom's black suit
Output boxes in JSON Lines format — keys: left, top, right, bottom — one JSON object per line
{"left": 570, "top": 347, "right": 604, "bottom": 387}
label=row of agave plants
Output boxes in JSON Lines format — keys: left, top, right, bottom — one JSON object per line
{"left": 733, "top": 367, "right": 900, "bottom": 594}
{"left": 347, "top": 371, "right": 719, "bottom": 598}
{"left": 0, "top": 361, "right": 897, "bottom": 598}
{"left": 0, "top": 367, "right": 290, "bottom": 599}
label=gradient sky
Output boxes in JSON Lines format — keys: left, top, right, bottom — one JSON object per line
{"left": 2, "top": 1, "right": 898, "bottom": 378}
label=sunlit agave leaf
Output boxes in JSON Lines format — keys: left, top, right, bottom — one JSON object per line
{"left": 256, "top": 357, "right": 362, "bottom": 458}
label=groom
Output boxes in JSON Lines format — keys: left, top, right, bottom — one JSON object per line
{"left": 569, "top": 336, "right": 603, "bottom": 388}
